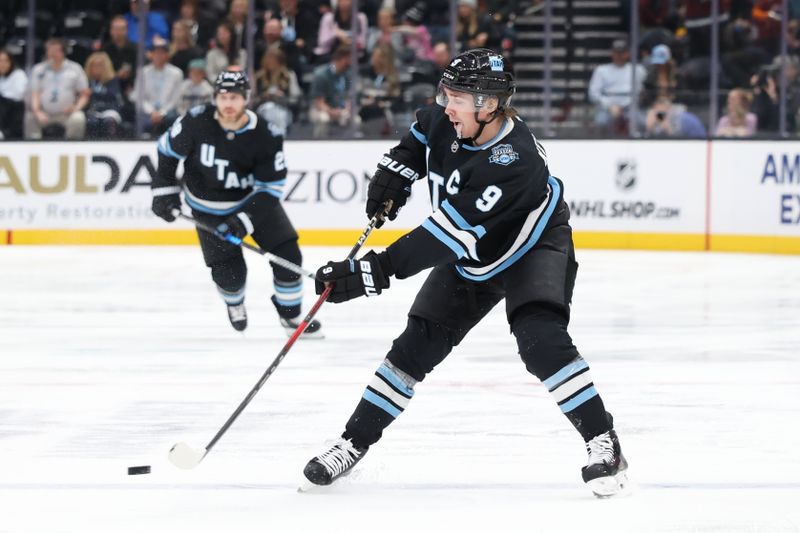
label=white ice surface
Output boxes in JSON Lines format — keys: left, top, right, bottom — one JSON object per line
{"left": 1, "top": 246, "right": 799, "bottom": 533}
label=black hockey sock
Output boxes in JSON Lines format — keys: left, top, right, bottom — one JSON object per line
{"left": 542, "top": 357, "right": 612, "bottom": 441}
{"left": 343, "top": 360, "right": 416, "bottom": 448}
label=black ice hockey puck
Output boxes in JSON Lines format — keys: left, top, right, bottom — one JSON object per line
{"left": 127, "top": 465, "right": 151, "bottom": 475}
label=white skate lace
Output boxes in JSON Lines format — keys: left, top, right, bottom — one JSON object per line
{"left": 228, "top": 304, "right": 246, "bottom": 322}
{"left": 586, "top": 431, "right": 615, "bottom": 466}
{"left": 316, "top": 439, "right": 362, "bottom": 476}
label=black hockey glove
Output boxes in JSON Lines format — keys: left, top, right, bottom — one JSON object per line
{"left": 216, "top": 212, "right": 253, "bottom": 244}
{"left": 366, "top": 154, "right": 420, "bottom": 228}
{"left": 315, "top": 251, "right": 391, "bottom": 303}
{"left": 151, "top": 193, "right": 182, "bottom": 223}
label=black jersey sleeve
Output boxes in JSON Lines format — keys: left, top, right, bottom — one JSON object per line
{"left": 153, "top": 113, "right": 195, "bottom": 193}
{"left": 383, "top": 105, "right": 437, "bottom": 175}
{"left": 249, "top": 123, "right": 288, "bottom": 201}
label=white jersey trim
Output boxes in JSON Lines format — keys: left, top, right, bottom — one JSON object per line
{"left": 457, "top": 179, "right": 555, "bottom": 278}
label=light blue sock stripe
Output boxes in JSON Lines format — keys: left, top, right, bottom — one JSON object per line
{"left": 274, "top": 283, "right": 302, "bottom": 293}
{"left": 421, "top": 219, "right": 467, "bottom": 259}
{"left": 543, "top": 358, "right": 589, "bottom": 390}
{"left": 559, "top": 386, "right": 598, "bottom": 413}
{"left": 376, "top": 364, "right": 415, "bottom": 397}
{"left": 363, "top": 389, "right": 402, "bottom": 418}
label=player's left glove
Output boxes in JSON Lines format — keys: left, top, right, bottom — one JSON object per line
{"left": 216, "top": 212, "right": 253, "bottom": 244}
{"left": 366, "top": 154, "right": 421, "bottom": 228}
{"left": 315, "top": 251, "right": 392, "bottom": 303}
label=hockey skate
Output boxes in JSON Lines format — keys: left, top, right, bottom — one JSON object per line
{"left": 226, "top": 302, "right": 248, "bottom": 331}
{"left": 581, "top": 429, "right": 629, "bottom": 498}
{"left": 271, "top": 295, "right": 324, "bottom": 339}
{"left": 300, "top": 438, "right": 368, "bottom": 490}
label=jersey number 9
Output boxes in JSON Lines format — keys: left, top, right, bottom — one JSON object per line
{"left": 476, "top": 185, "right": 502, "bottom": 212}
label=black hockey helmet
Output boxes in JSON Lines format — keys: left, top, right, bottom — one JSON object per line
{"left": 438, "top": 48, "right": 516, "bottom": 111}
{"left": 214, "top": 67, "right": 250, "bottom": 100}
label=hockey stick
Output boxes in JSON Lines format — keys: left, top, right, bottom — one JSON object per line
{"left": 176, "top": 211, "right": 317, "bottom": 281}
{"left": 168, "top": 201, "right": 392, "bottom": 470}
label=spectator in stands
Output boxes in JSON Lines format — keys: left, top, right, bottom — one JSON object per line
{"left": 179, "top": 0, "right": 201, "bottom": 43}
{"left": 206, "top": 20, "right": 247, "bottom": 82}
{"left": 125, "top": 0, "right": 170, "bottom": 50}
{"left": 0, "top": 49, "right": 28, "bottom": 140}
{"left": 721, "top": 16, "right": 771, "bottom": 89}
{"left": 254, "top": 46, "right": 302, "bottom": 137}
{"left": 256, "top": 18, "right": 303, "bottom": 86}
{"left": 84, "top": 52, "right": 124, "bottom": 139}
{"left": 102, "top": 16, "right": 137, "bottom": 94}
{"left": 681, "top": 0, "right": 732, "bottom": 58}
{"left": 266, "top": 0, "right": 323, "bottom": 62}
{"left": 314, "top": 0, "right": 368, "bottom": 62}
{"left": 132, "top": 38, "right": 183, "bottom": 137}
{"left": 395, "top": 4, "right": 435, "bottom": 64}
{"left": 170, "top": 19, "right": 204, "bottom": 76}
{"left": 455, "top": 0, "right": 491, "bottom": 52}
{"left": 715, "top": 88, "right": 758, "bottom": 137}
{"left": 309, "top": 45, "right": 353, "bottom": 137}
{"left": 787, "top": 19, "right": 800, "bottom": 56}
{"left": 644, "top": 96, "right": 707, "bottom": 138}
{"left": 751, "top": 55, "right": 799, "bottom": 133}
{"left": 588, "top": 39, "right": 647, "bottom": 134}
{"left": 177, "top": 58, "right": 213, "bottom": 115}
{"left": 27, "top": 38, "right": 89, "bottom": 140}
{"left": 485, "top": 0, "right": 521, "bottom": 23}
{"left": 226, "top": 0, "right": 250, "bottom": 52}
{"left": 752, "top": 0, "right": 782, "bottom": 55}
{"left": 640, "top": 44, "right": 677, "bottom": 108}
{"left": 367, "top": 8, "right": 402, "bottom": 58}
{"left": 432, "top": 41, "right": 452, "bottom": 75}
{"left": 359, "top": 43, "right": 400, "bottom": 135}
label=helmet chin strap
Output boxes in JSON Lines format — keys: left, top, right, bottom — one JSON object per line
{"left": 462, "top": 107, "right": 502, "bottom": 145}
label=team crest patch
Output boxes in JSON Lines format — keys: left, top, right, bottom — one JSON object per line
{"left": 489, "top": 144, "right": 519, "bottom": 166}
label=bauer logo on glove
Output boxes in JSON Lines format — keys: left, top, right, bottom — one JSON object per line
{"left": 315, "top": 251, "right": 392, "bottom": 303}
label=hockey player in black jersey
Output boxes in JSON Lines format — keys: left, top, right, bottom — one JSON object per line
{"left": 302, "top": 49, "right": 627, "bottom": 496}
{"left": 151, "top": 68, "right": 321, "bottom": 337}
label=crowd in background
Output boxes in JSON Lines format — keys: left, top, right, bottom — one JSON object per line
{"left": 0, "top": 0, "right": 516, "bottom": 140}
{"left": 589, "top": 0, "right": 800, "bottom": 138}
{"left": 2, "top": 0, "right": 799, "bottom": 140}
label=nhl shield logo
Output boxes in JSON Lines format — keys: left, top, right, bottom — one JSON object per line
{"left": 489, "top": 144, "right": 519, "bottom": 166}
{"left": 615, "top": 159, "right": 636, "bottom": 190}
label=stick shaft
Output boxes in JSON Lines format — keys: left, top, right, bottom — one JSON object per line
{"left": 200, "top": 213, "right": 383, "bottom": 455}
{"left": 178, "top": 212, "right": 316, "bottom": 280}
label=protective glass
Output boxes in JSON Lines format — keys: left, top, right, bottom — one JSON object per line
{"left": 435, "top": 83, "right": 481, "bottom": 112}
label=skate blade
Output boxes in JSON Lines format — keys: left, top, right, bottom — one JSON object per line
{"left": 297, "top": 479, "right": 330, "bottom": 493}
{"left": 587, "top": 471, "right": 630, "bottom": 498}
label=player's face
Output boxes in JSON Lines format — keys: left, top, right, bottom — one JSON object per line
{"left": 215, "top": 92, "right": 247, "bottom": 121}
{"left": 438, "top": 86, "right": 496, "bottom": 139}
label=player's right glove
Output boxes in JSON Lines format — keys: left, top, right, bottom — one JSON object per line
{"left": 216, "top": 212, "right": 253, "bottom": 244}
{"left": 151, "top": 191, "right": 182, "bottom": 222}
{"left": 366, "top": 154, "right": 420, "bottom": 228}
{"left": 315, "top": 251, "right": 391, "bottom": 303}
